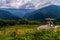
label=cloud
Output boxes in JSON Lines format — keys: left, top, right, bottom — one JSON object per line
{"left": 0, "top": 0, "right": 32, "bottom": 8}
{"left": 0, "top": 0, "right": 60, "bottom": 9}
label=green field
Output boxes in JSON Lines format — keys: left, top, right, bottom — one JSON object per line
{"left": 0, "top": 24, "right": 60, "bottom": 40}
{"left": 0, "top": 19, "right": 60, "bottom": 40}
{"left": 0, "top": 25, "right": 38, "bottom": 40}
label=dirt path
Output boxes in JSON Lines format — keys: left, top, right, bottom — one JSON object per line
{"left": 37, "top": 25, "right": 58, "bottom": 30}
{"left": 37, "top": 25, "right": 49, "bottom": 30}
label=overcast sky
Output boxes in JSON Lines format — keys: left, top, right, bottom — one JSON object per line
{"left": 0, "top": 0, "right": 60, "bottom": 8}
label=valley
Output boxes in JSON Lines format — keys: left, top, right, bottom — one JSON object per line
{"left": 0, "top": 4, "right": 60, "bottom": 40}
{"left": 0, "top": 0, "right": 60, "bottom": 40}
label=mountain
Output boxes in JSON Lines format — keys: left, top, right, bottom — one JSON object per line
{"left": 23, "top": 5, "right": 60, "bottom": 21}
{"left": 0, "top": 10, "right": 20, "bottom": 20}
{"left": 0, "top": 8, "right": 35, "bottom": 18}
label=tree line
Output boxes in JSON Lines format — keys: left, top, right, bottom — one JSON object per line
{"left": 0, "top": 19, "right": 59, "bottom": 27}
{"left": 0, "top": 19, "right": 43, "bottom": 27}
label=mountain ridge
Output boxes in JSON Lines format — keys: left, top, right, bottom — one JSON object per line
{"left": 23, "top": 5, "right": 60, "bottom": 21}
{"left": 0, "top": 9, "right": 20, "bottom": 20}
{"left": 0, "top": 8, "right": 35, "bottom": 18}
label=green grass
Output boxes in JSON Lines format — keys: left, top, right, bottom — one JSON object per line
{"left": 0, "top": 24, "right": 38, "bottom": 40}
{"left": 0, "top": 25, "right": 38, "bottom": 34}
{"left": 0, "top": 25, "right": 60, "bottom": 40}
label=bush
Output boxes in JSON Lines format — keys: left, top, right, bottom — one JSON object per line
{"left": 55, "top": 22, "right": 60, "bottom": 25}
{"left": 23, "top": 28, "right": 60, "bottom": 40}
{"left": 0, "top": 19, "right": 17, "bottom": 27}
{"left": 0, "top": 28, "right": 60, "bottom": 40}
{"left": 18, "top": 19, "right": 43, "bottom": 25}
{"left": 6, "top": 20, "right": 17, "bottom": 26}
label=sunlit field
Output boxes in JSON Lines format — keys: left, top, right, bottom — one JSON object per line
{"left": 0, "top": 19, "right": 60, "bottom": 40}
{"left": 3, "top": 25, "right": 38, "bottom": 34}
{"left": 0, "top": 24, "right": 60, "bottom": 40}
{"left": 0, "top": 24, "right": 38, "bottom": 40}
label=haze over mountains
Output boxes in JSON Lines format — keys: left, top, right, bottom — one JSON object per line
{"left": 0, "top": 8, "right": 34, "bottom": 18}
{"left": 0, "top": 0, "right": 60, "bottom": 20}
{"left": 23, "top": 5, "right": 60, "bottom": 21}
{"left": 0, "top": 10, "right": 20, "bottom": 20}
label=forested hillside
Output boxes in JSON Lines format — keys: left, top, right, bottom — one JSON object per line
{"left": 23, "top": 5, "right": 60, "bottom": 22}
{"left": 0, "top": 10, "right": 20, "bottom": 20}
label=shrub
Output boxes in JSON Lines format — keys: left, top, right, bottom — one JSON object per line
{"left": 23, "top": 28, "right": 60, "bottom": 40}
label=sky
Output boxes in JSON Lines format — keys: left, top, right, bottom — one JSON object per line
{"left": 0, "top": 0, "right": 60, "bottom": 9}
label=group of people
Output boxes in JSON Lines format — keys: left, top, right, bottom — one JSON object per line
{"left": 47, "top": 20, "right": 55, "bottom": 28}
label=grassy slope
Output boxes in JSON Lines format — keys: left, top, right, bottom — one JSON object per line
{"left": 0, "top": 25, "right": 60, "bottom": 40}
{"left": 0, "top": 25, "right": 38, "bottom": 40}
{"left": 0, "top": 25, "right": 38, "bottom": 35}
